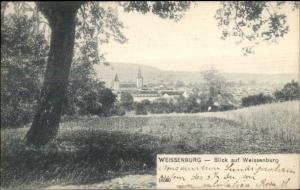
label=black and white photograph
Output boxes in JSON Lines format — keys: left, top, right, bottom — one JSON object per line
{"left": 1, "top": 1, "right": 299, "bottom": 189}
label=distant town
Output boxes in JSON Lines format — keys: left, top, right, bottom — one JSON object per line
{"left": 109, "top": 65, "right": 294, "bottom": 105}
{"left": 111, "top": 66, "right": 189, "bottom": 102}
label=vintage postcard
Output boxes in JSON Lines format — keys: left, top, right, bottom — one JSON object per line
{"left": 1, "top": 1, "right": 299, "bottom": 189}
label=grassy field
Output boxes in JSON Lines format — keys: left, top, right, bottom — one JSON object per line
{"left": 1, "top": 101, "right": 299, "bottom": 189}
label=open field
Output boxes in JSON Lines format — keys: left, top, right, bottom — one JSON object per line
{"left": 1, "top": 101, "right": 299, "bottom": 189}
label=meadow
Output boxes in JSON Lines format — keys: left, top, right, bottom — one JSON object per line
{"left": 1, "top": 101, "right": 299, "bottom": 189}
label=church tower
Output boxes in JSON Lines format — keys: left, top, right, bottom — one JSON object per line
{"left": 136, "top": 66, "right": 143, "bottom": 89}
{"left": 112, "top": 73, "right": 120, "bottom": 92}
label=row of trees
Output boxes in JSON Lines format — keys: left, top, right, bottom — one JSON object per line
{"left": 118, "top": 80, "right": 299, "bottom": 115}
{"left": 132, "top": 95, "right": 237, "bottom": 115}
{"left": 241, "top": 80, "right": 299, "bottom": 107}
{"left": 241, "top": 93, "right": 273, "bottom": 107}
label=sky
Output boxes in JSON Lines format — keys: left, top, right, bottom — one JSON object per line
{"left": 100, "top": 2, "right": 299, "bottom": 74}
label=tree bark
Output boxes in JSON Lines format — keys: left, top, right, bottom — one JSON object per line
{"left": 25, "top": 2, "right": 82, "bottom": 146}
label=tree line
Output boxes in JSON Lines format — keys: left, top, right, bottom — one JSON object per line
{"left": 120, "top": 80, "right": 298, "bottom": 115}
{"left": 241, "top": 80, "right": 299, "bottom": 107}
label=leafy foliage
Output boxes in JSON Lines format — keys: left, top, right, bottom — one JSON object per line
{"left": 63, "top": 62, "right": 117, "bottom": 117}
{"left": 1, "top": 13, "right": 49, "bottom": 128}
{"left": 200, "top": 68, "right": 227, "bottom": 101}
{"left": 120, "top": 92, "right": 134, "bottom": 111}
{"left": 215, "top": 1, "right": 299, "bottom": 55}
{"left": 240, "top": 80, "right": 300, "bottom": 108}
{"left": 241, "top": 93, "right": 273, "bottom": 107}
{"left": 121, "top": 1, "right": 191, "bottom": 21}
{"left": 134, "top": 102, "right": 148, "bottom": 115}
{"left": 274, "top": 80, "right": 300, "bottom": 101}
{"left": 145, "top": 98, "right": 175, "bottom": 114}
{"left": 75, "top": 2, "right": 127, "bottom": 66}
{"left": 1, "top": 3, "right": 124, "bottom": 127}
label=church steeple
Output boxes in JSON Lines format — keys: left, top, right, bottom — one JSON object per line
{"left": 138, "top": 66, "right": 142, "bottom": 78}
{"left": 112, "top": 73, "right": 120, "bottom": 92}
{"left": 136, "top": 65, "right": 143, "bottom": 89}
{"left": 114, "top": 73, "right": 119, "bottom": 82}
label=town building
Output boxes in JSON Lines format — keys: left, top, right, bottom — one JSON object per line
{"left": 111, "top": 66, "right": 189, "bottom": 102}
{"left": 112, "top": 74, "right": 120, "bottom": 93}
{"left": 136, "top": 66, "right": 143, "bottom": 89}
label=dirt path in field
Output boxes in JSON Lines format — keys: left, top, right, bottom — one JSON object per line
{"left": 45, "top": 174, "right": 156, "bottom": 189}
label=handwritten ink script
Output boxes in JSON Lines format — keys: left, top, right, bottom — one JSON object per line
{"left": 157, "top": 154, "right": 299, "bottom": 189}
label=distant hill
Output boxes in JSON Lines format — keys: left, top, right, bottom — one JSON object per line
{"left": 95, "top": 62, "right": 298, "bottom": 87}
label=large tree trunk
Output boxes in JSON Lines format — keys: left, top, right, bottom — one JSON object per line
{"left": 25, "top": 2, "right": 82, "bottom": 147}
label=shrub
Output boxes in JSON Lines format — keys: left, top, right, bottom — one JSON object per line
{"left": 120, "top": 92, "right": 134, "bottom": 110}
{"left": 241, "top": 93, "right": 273, "bottom": 107}
{"left": 274, "top": 80, "right": 299, "bottom": 101}
{"left": 111, "top": 103, "right": 126, "bottom": 116}
{"left": 134, "top": 102, "right": 147, "bottom": 115}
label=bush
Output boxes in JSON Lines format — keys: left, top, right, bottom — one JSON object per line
{"left": 219, "top": 104, "right": 237, "bottom": 111}
{"left": 111, "top": 103, "right": 126, "bottom": 116}
{"left": 65, "top": 86, "right": 117, "bottom": 117}
{"left": 131, "top": 94, "right": 237, "bottom": 115}
{"left": 274, "top": 80, "right": 299, "bottom": 101}
{"left": 241, "top": 93, "right": 273, "bottom": 107}
{"left": 147, "top": 99, "right": 175, "bottom": 114}
{"left": 120, "top": 92, "right": 134, "bottom": 110}
{"left": 134, "top": 102, "right": 147, "bottom": 115}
